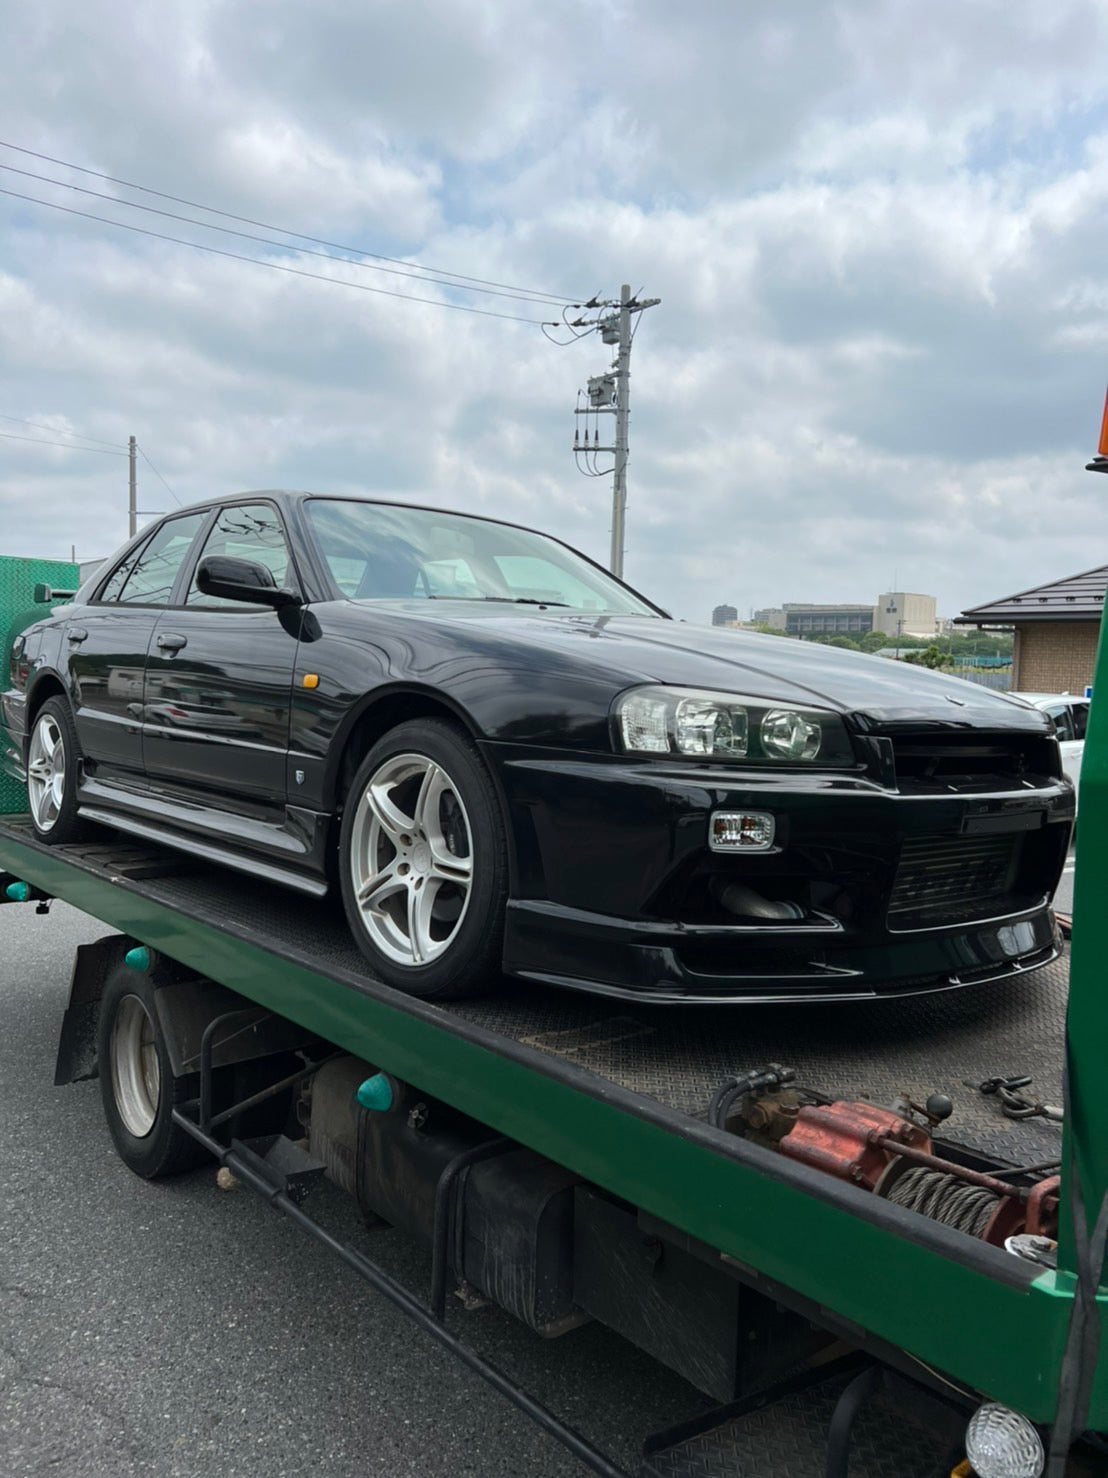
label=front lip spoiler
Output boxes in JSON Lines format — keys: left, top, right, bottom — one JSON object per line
{"left": 515, "top": 941, "right": 1062, "bottom": 1006}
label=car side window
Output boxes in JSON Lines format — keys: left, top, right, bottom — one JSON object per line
{"left": 98, "top": 539, "right": 152, "bottom": 602}
{"left": 1071, "top": 702, "right": 1090, "bottom": 740}
{"left": 1045, "top": 705, "right": 1074, "bottom": 742}
{"left": 103, "top": 513, "right": 209, "bottom": 606}
{"left": 185, "top": 504, "right": 295, "bottom": 607}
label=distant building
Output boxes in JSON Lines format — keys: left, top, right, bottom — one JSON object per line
{"left": 712, "top": 604, "right": 738, "bottom": 627}
{"left": 753, "top": 607, "right": 786, "bottom": 630}
{"left": 875, "top": 592, "right": 937, "bottom": 639}
{"left": 956, "top": 565, "right": 1107, "bottom": 693}
{"left": 783, "top": 603, "right": 875, "bottom": 637}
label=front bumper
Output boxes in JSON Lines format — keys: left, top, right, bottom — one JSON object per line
{"left": 490, "top": 744, "right": 1073, "bottom": 1003}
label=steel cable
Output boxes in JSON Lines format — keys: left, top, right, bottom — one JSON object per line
{"left": 884, "top": 1165, "right": 1000, "bottom": 1239}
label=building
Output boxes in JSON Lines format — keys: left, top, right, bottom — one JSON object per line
{"left": 711, "top": 604, "right": 738, "bottom": 627}
{"left": 783, "top": 603, "right": 875, "bottom": 637}
{"left": 753, "top": 607, "right": 786, "bottom": 630}
{"left": 956, "top": 565, "right": 1107, "bottom": 693}
{"left": 874, "top": 592, "right": 937, "bottom": 639}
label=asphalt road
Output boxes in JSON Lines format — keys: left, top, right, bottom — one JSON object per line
{"left": 0, "top": 903, "right": 704, "bottom": 1478}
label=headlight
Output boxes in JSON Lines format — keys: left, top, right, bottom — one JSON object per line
{"left": 613, "top": 687, "right": 854, "bottom": 765}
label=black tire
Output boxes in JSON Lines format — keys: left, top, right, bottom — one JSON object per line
{"left": 338, "top": 718, "right": 508, "bottom": 999}
{"left": 26, "top": 695, "right": 89, "bottom": 845}
{"left": 97, "top": 962, "right": 207, "bottom": 1178}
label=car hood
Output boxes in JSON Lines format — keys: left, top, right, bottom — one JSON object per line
{"left": 361, "top": 604, "right": 1044, "bottom": 733}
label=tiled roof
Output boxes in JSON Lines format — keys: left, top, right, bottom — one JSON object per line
{"left": 955, "top": 565, "right": 1108, "bottom": 625}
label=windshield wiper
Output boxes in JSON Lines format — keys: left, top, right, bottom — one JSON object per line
{"left": 427, "top": 595, "right": 570, "bottom": 607}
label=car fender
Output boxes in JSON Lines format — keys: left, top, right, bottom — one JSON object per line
{"left": 322, "top": 680, "right": 487, "bottom": 810}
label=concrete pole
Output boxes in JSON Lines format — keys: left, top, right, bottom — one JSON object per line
{"left": 128, "top": 435, "right": 137, "bottom": 538}
{"left": 609, "top": 284, "right": 632, "bottom": 580}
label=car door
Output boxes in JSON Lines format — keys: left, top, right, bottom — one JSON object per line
{"left": 142, "top": 501, "right": 301, "bottom": 813}
{"left": 66, "top": 512, "right": 210, "bottom": 783}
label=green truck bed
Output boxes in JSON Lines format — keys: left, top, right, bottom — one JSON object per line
{"left": 0, "top": 814, "right": 1099, "bottom": 1436}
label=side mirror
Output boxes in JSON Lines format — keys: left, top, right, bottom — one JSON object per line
{"left": 196, "top": 555, "right": 301, "bottom": 609}
{"left": 33, "top": 583, "right": 78, "bottom": 604}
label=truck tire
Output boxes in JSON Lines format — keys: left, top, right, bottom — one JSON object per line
{"left": 339, "top": 718, "right": 508, "bottom": 999}
{"left": 97, "top": 962, "right": 206, "bottom": 1178}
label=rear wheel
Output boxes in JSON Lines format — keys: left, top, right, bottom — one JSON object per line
{"left": 97, "top": 963, "right": 206, "bottom": 1178}
{"left": 338, "top": 719, "right": 508, "bottom": 998}
{"left": 26, "top": 696, "right": 88, "bottom": 844}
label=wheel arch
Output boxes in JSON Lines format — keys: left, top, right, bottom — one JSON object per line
{"left": 325, "top": 683, "right": 519, "bottom": 902}
{"left": 325, "top": 683, "right": 485, "bottom": 811}
{"left": 25, "top": 669, "right": 68, "bottom": 735}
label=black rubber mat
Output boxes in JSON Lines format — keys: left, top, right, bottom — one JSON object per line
{"left": 9, "top": 820, "right": 1066, "bottom": 1171}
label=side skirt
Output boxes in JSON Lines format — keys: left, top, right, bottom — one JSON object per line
{"left": 77, "top": 806, "right": 329, "bottom": 897}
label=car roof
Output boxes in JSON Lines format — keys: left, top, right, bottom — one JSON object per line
{"left": 166, "top": 489, "right": 552, "bottom": 544}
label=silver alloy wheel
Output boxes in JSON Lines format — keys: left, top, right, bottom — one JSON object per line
{"left": 110, "top": 994, "right": 161, "bottom": 1138}
{"left": 349, "top": 751, "right": 474, "bottom": 967}
{"left": 26, "top": 711, "right": 66, "bottom": 833}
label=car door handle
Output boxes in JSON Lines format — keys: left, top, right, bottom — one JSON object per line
{"left": 156, "top": 633, "right": 187, "bottom": 653}
{"left": 67, "top": 628, "right": 88, "bottom": 644}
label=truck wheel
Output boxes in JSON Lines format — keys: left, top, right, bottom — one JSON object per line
{"left": 97, "top": 963, "right": 206, "bottom": 1178}
{"left": 26, "top": 696, "right": 88, "bottom": 845}
{"left": 339, "top": 719, "right": 508, "bottom": 999}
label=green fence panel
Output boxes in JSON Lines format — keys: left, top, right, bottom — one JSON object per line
{"left": 0, "top": 555, "right": 80, "bottom": 813}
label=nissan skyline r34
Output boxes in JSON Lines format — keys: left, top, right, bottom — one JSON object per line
{"left": 1, "top": 492, "right": 1072, "bottom": 1002}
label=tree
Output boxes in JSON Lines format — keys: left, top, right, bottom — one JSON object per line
{"left": 904, "top": 645, "right": 954, "bottom": 669}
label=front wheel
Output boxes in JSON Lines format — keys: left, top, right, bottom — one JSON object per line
{"left": 338, "top": 719, "right": 508, "bottom": 998}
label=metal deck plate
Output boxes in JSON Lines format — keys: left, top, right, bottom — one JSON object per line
{"left": 641, "top": 1375, "right": 953, "bottom": 1478}
{"left": 13, "top": 821, "right": 1066, "bottom": 1170}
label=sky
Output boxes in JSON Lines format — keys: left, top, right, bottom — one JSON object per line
{"left": 2, "top": 0, "right": 1108, "bottom": 624}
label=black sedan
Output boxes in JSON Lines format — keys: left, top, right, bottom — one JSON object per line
{"left": 2, "top": 492, "right": 1072, "bottom": 1002}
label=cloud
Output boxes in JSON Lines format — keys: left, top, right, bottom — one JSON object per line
{"left": 1, "top": 0, "right": 1108, "bottom": 627}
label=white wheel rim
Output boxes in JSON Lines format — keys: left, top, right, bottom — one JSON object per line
{"left": 27, "top": 712, "right": 66, "bottom": 833}
{"left": 349, "top": 752, "right": 474, "bottom": 967}
{"left": 110, "top": 994, "right": 161, "bottom": 1138}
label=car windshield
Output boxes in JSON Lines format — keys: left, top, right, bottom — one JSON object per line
{"left": 305, "top": 498, "right": 660, "bottom": 616}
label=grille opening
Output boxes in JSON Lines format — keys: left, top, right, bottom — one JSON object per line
{"left": 888, "top": 833, "right": 1031, "bottom": 929}
{"left": 884, "top": 732, "right": 1059, "bottom": 793}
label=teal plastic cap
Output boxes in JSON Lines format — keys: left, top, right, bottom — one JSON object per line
{"left": 356, "top": 1073, "right": 394, "bottom": 1113}
{"left": 124, "top": 945, "right": 151, "bottom": 971}
{"left": 5, "top": 881, "right": 30, "bottom": 902}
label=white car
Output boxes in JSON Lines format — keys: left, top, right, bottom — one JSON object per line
{"left": 1008, "top": 692, "right": 1089, "bottom": 812}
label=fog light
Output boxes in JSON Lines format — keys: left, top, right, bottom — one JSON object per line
{"left": 964, "top": 1403, "right": 1044, "bottom": 1478}
{"left": 709, "top": 811, "right": 775, "bottom": 852}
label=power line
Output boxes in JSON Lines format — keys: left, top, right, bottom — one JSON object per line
{"left": 0, "top": 428, "right": 127, "bottom": 455}
{"left": 136, "top": 444, "right": 182, "bottom": 507}
{"left": 0, "top": 140, "right": 578, "bottom": 306}
{"left": 0, "top": 162, "right": 568, "bottom": 309}
{"left": 0, "top": 412, "right": 125, "bottom": 450}
{"left": 0, "top": 186, "right": 555, "bottom": 325}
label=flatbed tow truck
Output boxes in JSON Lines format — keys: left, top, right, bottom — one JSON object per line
{"left": 1, "top": 584, "right": 1106, "bottom": 1477}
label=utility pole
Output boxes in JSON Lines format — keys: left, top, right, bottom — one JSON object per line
{"left": 571, "top": 284, "right": 659, "bottom": 580}
{"left": 128, "top": 435, "right": 137, "bottom": 538}
{"left": 609, "top": 284, "right": 632, "bottom": 579}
